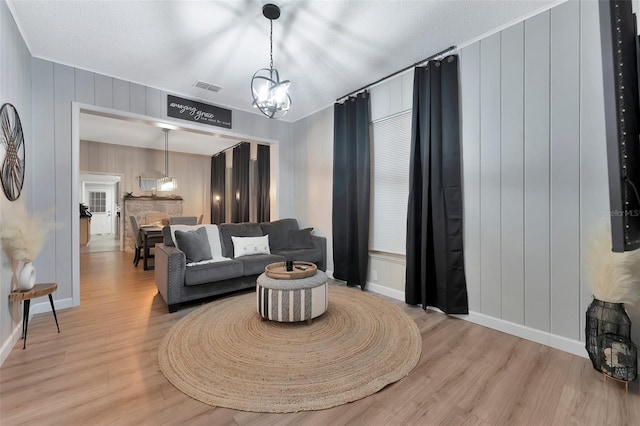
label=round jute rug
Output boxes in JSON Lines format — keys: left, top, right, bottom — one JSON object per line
{"left": 158, "top": 285, "right": 422, "bottom": 413}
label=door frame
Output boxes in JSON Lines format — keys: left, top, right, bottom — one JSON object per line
{"left": 80, "top": 172, "right": 124, "bottom": 246}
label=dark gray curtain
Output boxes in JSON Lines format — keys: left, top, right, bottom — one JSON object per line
{"left": 332, "top": 91, "right": 370, "bottom": 288}
{"left": 232, "top": 142, "right": 250, "bottom": 223}
{"left": 405, "top": 57, "right": 468, "bottom": 314}
{"left": 210, "top": 152, "right": 226, "bottom": 224}
{"left": 257, "top": 144, "right": 271, "bottom": 222}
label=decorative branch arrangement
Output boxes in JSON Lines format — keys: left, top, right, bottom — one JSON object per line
{"left": 0, "top": 199, "right": 57, "bottom": 263}
{"left": 587, "top": 222, "right": 640, "bottom": 304}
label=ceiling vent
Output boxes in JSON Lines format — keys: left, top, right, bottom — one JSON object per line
{"left": 194, "top": 80, "right": 222, "bottom": 92}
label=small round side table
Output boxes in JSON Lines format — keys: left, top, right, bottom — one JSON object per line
{"left": 9, "top": 283, "right": 60, "bottom": 349}
{"left": 257, "top": 265, "right": 328, "bottom": 324}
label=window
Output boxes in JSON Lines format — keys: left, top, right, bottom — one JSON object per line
{"left": 89, "top": 191, "right": 106, "bottom": 213}
{"left": 370, "top": 111, "right": 412, "bottom": 255}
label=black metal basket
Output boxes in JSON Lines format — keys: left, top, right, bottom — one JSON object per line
{"left": 598, "top": 333, "right": 637, "bottom": 382}
{"left": 585, "top": 298, "right": 631, "bottom": 371}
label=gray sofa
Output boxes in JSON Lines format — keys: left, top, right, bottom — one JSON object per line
{"left": 154, "top": 218, "right": 326, "bottom": 312}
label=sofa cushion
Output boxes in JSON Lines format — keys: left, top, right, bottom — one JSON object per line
{"left": 240, "top": 254, "right": 286, "bottom": 275}
{"left": 219, "top": 223, "right": 263, "bottom": 258}
{"left": 286, "top": 227, "right": 314, "bottom": 249}
{"left": 260, "top": 218, "right": 299, "bottom": 252}
{"left": 184, "top": 259, "right": 244, "bottom": 286}
{"left": 175, "top": 228, "right": 212, "bottom": 263}
{"left": 274, "top": 248, "right": 323, "bottom": 265}
{"left": 232, "top": 235, "right": 271, "bottom": 258}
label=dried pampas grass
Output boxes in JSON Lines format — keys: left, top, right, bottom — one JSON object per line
{"left": 587, "top": 222, "right": 640, "bottom": 304}
{"left": 0, "top": 200, "right": 57, "bottom": 262}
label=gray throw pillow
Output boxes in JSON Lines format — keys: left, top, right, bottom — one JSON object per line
{"left": 286, "top": 228, "right": 314, "bottom": 249}
{"left": 261, "top": 219, "right": 298, "bottom": 251}
{"left": 175, "top": 227, "right": 213, "bottom": 263}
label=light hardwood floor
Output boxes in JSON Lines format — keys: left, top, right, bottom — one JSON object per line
{"left": 1, "top": 251, "right": 638, "bottom": 425}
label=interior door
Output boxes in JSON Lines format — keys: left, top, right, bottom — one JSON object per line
{"left": 85, "top": 185, "right": 113, "bottom": 235}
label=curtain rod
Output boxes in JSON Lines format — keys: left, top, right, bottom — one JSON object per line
{"left": 335, "top": 45, "right": 457, "bottom": 103}
{"left": 212, "top": 141, "right": 248, "bottom": 157}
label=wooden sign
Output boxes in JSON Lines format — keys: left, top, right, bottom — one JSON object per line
{"left": 167, "top": 95, "right": 232, "bottom": 129}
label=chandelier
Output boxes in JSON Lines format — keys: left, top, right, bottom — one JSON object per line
{"left": 136, "top": 128, "right": 177, "bottom": 192}
{"left": 157, "top": 128, "right": 177, "bottom": 191}
{"left": 251, "top": 3, "right": 291, "bottom": 119}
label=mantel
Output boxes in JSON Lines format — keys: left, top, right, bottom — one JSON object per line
{"left": 123, "top": 196, "right": 183, "bottom": 201}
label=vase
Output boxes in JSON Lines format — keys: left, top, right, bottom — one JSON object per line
{"left": 17, "top": 261, "right": 36, "bottom": 291}
{"left": 585, "top": 298, "right": 631, "bottom": 372}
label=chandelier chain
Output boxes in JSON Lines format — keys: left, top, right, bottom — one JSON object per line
{"left": 269, "top": 19, "right": 273, "bottom": 70}
{"left": 165, "top": 129, "right": 169, "bottom": 176}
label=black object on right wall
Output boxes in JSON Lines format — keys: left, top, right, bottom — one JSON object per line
{"left": 599, "top": 0, "right": 640, "bottom": 252}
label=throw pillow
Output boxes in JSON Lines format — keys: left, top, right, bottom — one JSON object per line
{"left": 219, "top": 223, "right": 263, "bottom": 258}
{"left": 170, "top": 224, "right": 225, "bottom": 260}
{"left": 231, "top": 235, "right": 270, "bottom": 258}
{"left": 286, "top": 228, "right": 314, "bottom": 249}
{"left": 260, "top": 219, "right": 299, "bottom": 251}
{"left": 174, "top": 227, "right": 213, "bottom": 263}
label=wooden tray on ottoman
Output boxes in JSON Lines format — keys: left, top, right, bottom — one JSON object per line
{"left": 264, "top": 261, "right": 317, "bottom": 279}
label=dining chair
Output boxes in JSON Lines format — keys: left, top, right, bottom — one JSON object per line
{"left": 170, "top": 216, "right": 198, "bottom": 225}
{"left": 129, "top": 216, "right": 143, "bottom": 267}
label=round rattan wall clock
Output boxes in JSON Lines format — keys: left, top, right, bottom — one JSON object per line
{"left": 0, "top": 103, "right": 25, "bottom": 201}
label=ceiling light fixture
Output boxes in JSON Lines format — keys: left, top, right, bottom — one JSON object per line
{"left": 251, "top": 3, "right": 291, "bottom": 119}
{"left": 157, "top": 128, "right": 177, "bottom": 191}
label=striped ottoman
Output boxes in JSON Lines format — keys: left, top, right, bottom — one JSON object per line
{"left": 256, "top": 270, "right": 328, "bottom": 324}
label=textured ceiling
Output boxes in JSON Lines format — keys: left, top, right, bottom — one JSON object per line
{"left": 9, "top": 0, "right": 559, "bottom": 123}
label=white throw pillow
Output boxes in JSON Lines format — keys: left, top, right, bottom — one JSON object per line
{"left": 170, "top": 224, "right": 225, "bottom": 260}
{"left": 231, "top": 235, "right": 270, "bottom": 258}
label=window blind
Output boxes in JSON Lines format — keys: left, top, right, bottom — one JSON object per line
{"left": 370, "top": 111, "right": 412, "bottom": 255}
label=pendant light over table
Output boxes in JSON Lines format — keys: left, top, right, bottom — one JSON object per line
{"left": 157, "top": 128, "right": 177, "bottom": 191}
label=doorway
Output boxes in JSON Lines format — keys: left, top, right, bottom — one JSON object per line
{"left": 80, "top": 173, "right": 122, "bottom": 253}
{"left": 72, "top": 103, "right": 280, "bottom": 307}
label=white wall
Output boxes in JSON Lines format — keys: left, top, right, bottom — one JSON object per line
{"left": 461, "top": 0, "right": 609, "bottom": 344}
{"left": 292, "top": 0, "right": 639, "bottom": 356}
{"left": 0, "top": 0, "right": 32, "bottom": 364}
{"left": 291, "top": 107, "right": 334, "bottom": 272}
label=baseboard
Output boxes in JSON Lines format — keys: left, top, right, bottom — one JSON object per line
{"left": 0, "top": 322, "right": 23, "bottom": 367}
{"left": 30, "top": 297, "right": 73, "bottom": 315}
{"left": 366, "top": 282, "right": 405, "bottom": 301}
{"left": 450, "top": 311, "right": 588, "bottom": 359}
{"left": 0, "top": 297, "right": 73, "bottom": 368}
{"left": 366, "top": 282, "right": 588, "bottom": 359}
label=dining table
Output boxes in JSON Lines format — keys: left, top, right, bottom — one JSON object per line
{"left": 139, "top": 225, "right": 164, "bottom": 270}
